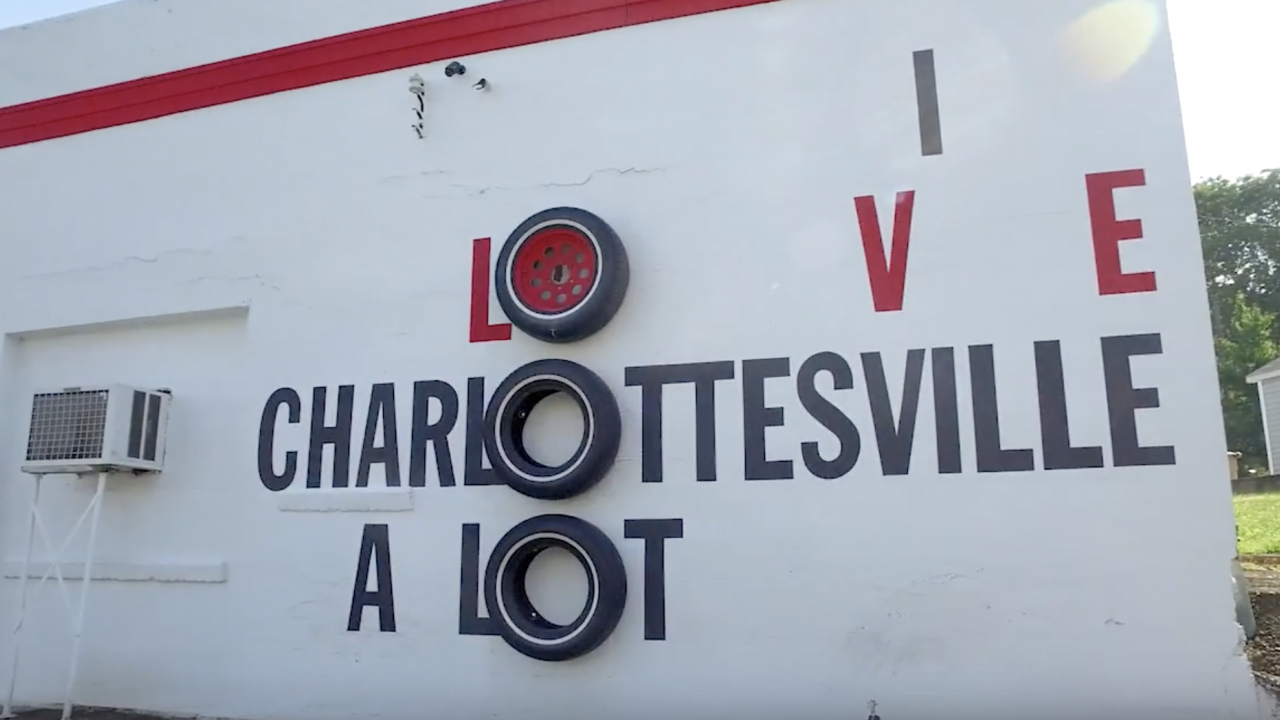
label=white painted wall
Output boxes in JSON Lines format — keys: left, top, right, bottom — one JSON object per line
{"left": 0, "top": 0, "right": 1260, "bottom": 719}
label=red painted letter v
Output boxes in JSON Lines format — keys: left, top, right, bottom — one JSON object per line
{"left": 855, "top": 191, "right": 916, "bottom": 313}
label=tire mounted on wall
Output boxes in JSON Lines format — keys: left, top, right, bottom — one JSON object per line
{"left": 483, "top": 514, "right": 628, "bottom": 662}
{"left": 483, "top": 358, "right": 622, "bottom": 501}
{"left": 494, "top": 207, "right": 630, "bottom": 344}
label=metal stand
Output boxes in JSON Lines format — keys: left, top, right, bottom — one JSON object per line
{"left": 2, "top": 471, "right": 109, "bottom": 720}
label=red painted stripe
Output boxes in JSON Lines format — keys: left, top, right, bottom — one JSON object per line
{"left": 0, "top": 0, "right": 785, "bottom": 151}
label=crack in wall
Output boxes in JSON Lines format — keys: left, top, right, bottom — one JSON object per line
{"left": 444, "top": 166, "right": 668, "bottom": 197}
{"left": 19, "top": 236, "right": 253, "bottom": 280}
{"left": 379, "top": 169, "right": 450, "bottom": 183}
{"left": 180, "top": 274, "right": 278, "bottom": 290}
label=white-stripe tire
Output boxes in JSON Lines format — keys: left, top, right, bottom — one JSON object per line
{"left": 494, "top": 207, "right": 630, "bottom": 344}
{"left": 483, "top": 358, "right": 621, "bottom": 501}
{"left": 483, "top": 514, "right": 628, "bottom": 662}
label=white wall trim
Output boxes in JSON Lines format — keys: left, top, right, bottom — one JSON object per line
{"left": 2, "top": 560, "right": 227, "bottom": 583}
{"left": 274, "top": 487, "right": 414, "bottom": 513}
{"left": 1248, "top": 367, "right": 1280, "bottom": 385}
{"left": 1257, "top": 380, "right": 1276, "bottom": 475}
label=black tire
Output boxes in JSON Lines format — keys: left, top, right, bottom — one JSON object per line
{"left": 483, "top": 514, "right": 628, "bottom": 662}
{"left": 493, "top": 207, "right": 630, "bottom": 344}
{"left": 483, "top": 358, "right": 621, "bottom": 501}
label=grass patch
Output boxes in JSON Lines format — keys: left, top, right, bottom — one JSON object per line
{"left": 1236, "top": 492, "right": 1280, "bottom": 555}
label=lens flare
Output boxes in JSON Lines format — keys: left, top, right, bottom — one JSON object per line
{"left": 1060, "top": 0, "right": 1160, "bottom": 83}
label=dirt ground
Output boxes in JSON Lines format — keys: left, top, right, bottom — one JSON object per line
{"left": 13, "top": 567, "right": 1280, "bottom": 720}
{"left": 1252, "top": 593, "right": 1280, "bottom": 690}
{"left": 1246, "top": 558, "right": 1280, "bottom": 695}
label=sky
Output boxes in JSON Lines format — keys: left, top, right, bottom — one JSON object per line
{"left": 0, "top": 0, "right": 1276, "bottom": 182}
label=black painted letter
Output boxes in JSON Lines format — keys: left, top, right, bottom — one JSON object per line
{"left": 1102, "top": 334, "right": 1176, "bottom": 467}
{"left": 624, "top": 519, "right": 684, "bottom": 641}
{"left": 796, "top": 352, "right": 860, "bottom": 480}
{"left": 931, "top": 348, "right": 963, "bottom": 474}
{"left": 356, "top": 383, "right": 402, "bottom": 487}
{"left": 969, "top": 345, "right": 1035, "bottom": 473}
{"left": 409, "top": 380, "right": 459, "bottom": 487}
{"left": 743, "top": 358, "right": 794, "bottom": 481}
{"left": 348, "top": 524, "right": 396, "bottom": 632}
{"left": 308, "top": 385, "right": 355, "bottom": 488}
{"left": 624, "top": 362, "right": 736, "bottom": 483}
{"left": 258, "top": 388, "right": 301, "bottom": 492}
{"left": 862, "top": 350, "right": 926, "bottom": 476}
{"left": 914, "top": 49, "right": 943, "bottom": 157}
{"left": 1035, "top": 341, "right": 1104, "bottom": 470}
{"left": 458, "top": 523, "right": 498, "bottom": 636}
{"left": 464, "top": 377, "right": 502, "bottom": 486}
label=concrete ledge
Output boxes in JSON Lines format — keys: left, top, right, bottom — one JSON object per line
{"left": 1234, "top": 475, "right": 1280, "bottom": 495}
{"left": 5, "top": 303, "right": 250, "bottom": 341}
{"left": 274, "top": 487, "right": 414, "bottom": 513}
{"left": 1, "top": 561, "right": 227, "bottom": 583}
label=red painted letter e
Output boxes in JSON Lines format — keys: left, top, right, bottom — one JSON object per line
{"left": 1086, "top": 169, "right": 1157, "bottom": 296}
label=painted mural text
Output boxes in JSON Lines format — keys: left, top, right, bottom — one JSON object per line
{"left": 468, "top": 167, "right": 1157, "bottom": 343}
{"left": 257, "top": 332, "right": 1176, "bottom": 493}
{"left": 256, "top": 164, "right": 1174, "bottom": 645}
{"left": 346, "top": 519, "right": 684, "bottom": 639}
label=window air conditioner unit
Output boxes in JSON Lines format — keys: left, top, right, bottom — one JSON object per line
{"left": 20, "top": 385, "right": 172, "bottom": 475}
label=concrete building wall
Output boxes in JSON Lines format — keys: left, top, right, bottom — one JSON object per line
{"left": 0, "top": 0, "right": 1261, "bottom": 718}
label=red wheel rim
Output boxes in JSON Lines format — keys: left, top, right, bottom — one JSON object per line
{"left": 511, "top": 226, "right": 599, "bottom": 315}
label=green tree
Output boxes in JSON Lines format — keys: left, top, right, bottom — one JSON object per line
{"left": 1197, "top": 170, "right": 1280, "bottom": 336}
{"left": 1213, "top": 292, "right": 1276, "bottom": 471}
{"left": 1196, "top": 170, "right": 1280, "bottom": 473}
